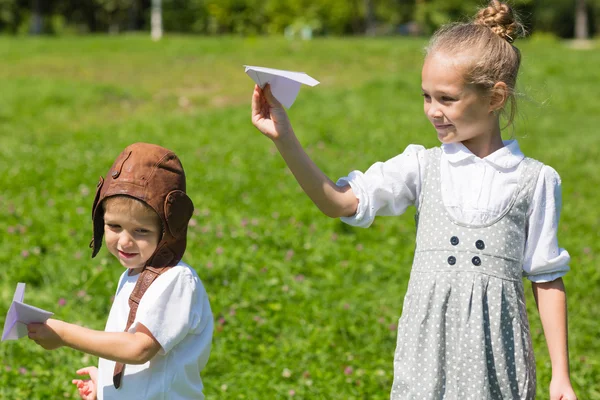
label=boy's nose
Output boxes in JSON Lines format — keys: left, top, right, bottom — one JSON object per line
{"left": 118, "top": 232, "right": 134, "bottom": 249}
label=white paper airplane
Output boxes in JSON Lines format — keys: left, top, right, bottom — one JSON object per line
{"left": 245, "top": 65, "right": 319, "bottom": 108}
{"left": 2, "top": 283, "right": 53, "bottom": 341}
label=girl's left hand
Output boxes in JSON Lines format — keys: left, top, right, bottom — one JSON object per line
{"left": 550, "top": 377, "right": 577, "bottom": 400}
{"left": 251, "top": 84, "right": 293, "bottom": 141}
{"left": 27, "top": 318, "right": 65, "bottom": 350}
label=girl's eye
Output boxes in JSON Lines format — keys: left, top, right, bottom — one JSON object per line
{"left": 441, "top": 96, "right": 456, "bottom": 102}
{"left": 106, "top": 224, "right": 121, "bottom": 230}
{"left": 421, "top": 93, "right": 431, "bottom": 100}
{"left": 136, "top": 229, "right": 150, "bottom": 234}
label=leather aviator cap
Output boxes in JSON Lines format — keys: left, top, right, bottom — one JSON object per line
{"left": 90, "top": 142, "right": 194, "bottom": 388}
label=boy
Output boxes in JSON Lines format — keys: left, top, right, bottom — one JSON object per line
{"left": 27, "top": 142, "right": 213, "bottom": 400}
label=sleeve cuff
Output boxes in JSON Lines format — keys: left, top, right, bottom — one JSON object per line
{"left": 525, "top": 268, "right": 569, "bottom": 283}
{"left": 336, "top": 175, "right": 373, "bottom": 228}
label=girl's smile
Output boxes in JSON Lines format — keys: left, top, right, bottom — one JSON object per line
{"left": 433, "top": 123, "right": 455, "bottom": 139}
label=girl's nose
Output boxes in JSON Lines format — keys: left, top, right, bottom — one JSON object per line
{"left": 427, "top": 104, "right": 443, "bottom": 119}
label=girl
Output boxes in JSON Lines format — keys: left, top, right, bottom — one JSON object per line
{"left": 251, "top": 1, "right": 577, "bottom": 399}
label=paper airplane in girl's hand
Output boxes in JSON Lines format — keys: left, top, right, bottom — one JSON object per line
{"left": 2, "top": 283, "right": 53, "bottom": 341}
{"left": 245, "top": 65, "right": 319, "bottom": 108}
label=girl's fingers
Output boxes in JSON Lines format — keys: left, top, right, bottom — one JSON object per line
{"left": 253, "top": 83, "right": 277, "bottom": 107}
{"left": 263, "top": 84, "right": 282, "bottom": 107}
{"left": 252, "top": 87, "right": 268, "bottom": 119}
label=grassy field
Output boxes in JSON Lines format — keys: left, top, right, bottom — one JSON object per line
{"left": 0, "top": 34, "right": 599, "bottom": 399}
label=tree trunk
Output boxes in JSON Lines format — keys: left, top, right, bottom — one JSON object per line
{"left": 364, "top": 0, "right": 376, "bottom": 36}
{"left": 128, "top": 0, "right": 140, "bottom": 31}
{"left": 30, "top": 0, "right": 43, "bottom": 34}
{"left": 575, "top": 0, "right": 589, "bottom": 39}
{"left": 151, "top": 0, "right": 163, "bottom": 41}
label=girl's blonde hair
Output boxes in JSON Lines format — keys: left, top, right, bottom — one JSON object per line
{"left": 426, "top": 1, "right": 525, "bottom": 127}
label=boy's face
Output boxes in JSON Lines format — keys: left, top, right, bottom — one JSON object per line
{"left": 103, "top": 203, "right": 161, "bottom": 275}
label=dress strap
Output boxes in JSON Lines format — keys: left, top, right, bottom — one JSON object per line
{"left": 416, "top": 147, "right": 442, "bottom": 215}
{"left": 511, "top": 157, "right": 544, "bottom": 220}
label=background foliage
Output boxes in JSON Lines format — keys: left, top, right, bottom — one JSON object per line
{"left": 0, "top": 35, "right": 599, "bottom": 399}
{"left": 0, "top": 0, "right": 598, "bottom": 37}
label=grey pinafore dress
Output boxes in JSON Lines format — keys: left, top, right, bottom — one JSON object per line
{"left": 391, "top": 147, "right": 542, "bottom": 399}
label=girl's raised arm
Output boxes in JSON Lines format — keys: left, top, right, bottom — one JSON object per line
{"left": 251, "top": 84, "right": 358, "bottom": 218}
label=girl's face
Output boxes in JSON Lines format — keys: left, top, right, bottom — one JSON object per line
{"left": 421, "top": 51, "right": 498, "bottom": 146}
{"left": 103, "top": 205, "right": 161, "bottom": 275}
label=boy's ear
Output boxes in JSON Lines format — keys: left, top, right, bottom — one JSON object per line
{"left": 489, "top": 82, "right": 509, "bottom": 113}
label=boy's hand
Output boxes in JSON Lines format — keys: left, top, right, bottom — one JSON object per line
{"left": 72, "top": 366, "right": 98, "bottom": 400}
{"left": 550, "top": 377, "right": 577, "bottom": 400}
{"left": 251, "top": 84, "right": 293, "bottom": 141}
{"left": 27, "top": 318, "right": 65, "bottom": 350}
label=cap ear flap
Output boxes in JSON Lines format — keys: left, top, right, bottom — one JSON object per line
{"left": 90, "top": 177, "right": 105, "bottom": 257}
{"left": 148, "top": 243, "right": 177, "bottom": 268}
{"left": 164, "top": 190, "right": 194, "bottom": 239}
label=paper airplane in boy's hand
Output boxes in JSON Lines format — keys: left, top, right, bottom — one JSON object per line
{"left": 245, "top": 65, "right": 319, "bottom": 108}
{"left": 2, "top": 283, "right": 53, "bottom": 341}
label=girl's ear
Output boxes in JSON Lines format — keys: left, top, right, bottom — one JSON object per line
{"left": 489, "top": 82, "right": 509, "bottom": 113}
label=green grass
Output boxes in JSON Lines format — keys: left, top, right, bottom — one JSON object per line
{"left": 0, "top": 34, "right": 599, "bottom": 399}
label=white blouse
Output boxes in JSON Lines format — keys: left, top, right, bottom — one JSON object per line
{"left": 337, "top": 140, "right": 570, "bottom": 283}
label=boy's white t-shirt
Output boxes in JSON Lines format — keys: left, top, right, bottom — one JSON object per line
{"left": 97, "top": 261, "right": 213, "bottom": 400}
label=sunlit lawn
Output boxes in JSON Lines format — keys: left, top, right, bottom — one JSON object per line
{"left": 0, "top": 34, "right": 599, "bottom": 399}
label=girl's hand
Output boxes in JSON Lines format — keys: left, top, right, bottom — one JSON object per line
{"left": 251, "top": 84, "right": 293, "bottom": 141}
{"left": 550, "top": 377, "right": 577, "bottom": 400}
{"left": 27, "top": 318, "right": 65, "bottom": 350}
{"left": 72, "top": 366, "right": 98, "bottom": 400}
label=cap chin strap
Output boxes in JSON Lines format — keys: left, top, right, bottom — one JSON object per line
{"left": 112, "top": 266, "right": 171, "bottom": 389}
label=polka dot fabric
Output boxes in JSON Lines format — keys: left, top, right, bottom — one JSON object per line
{"left": 390, "top": 147, "right": 542, "bottom": 399}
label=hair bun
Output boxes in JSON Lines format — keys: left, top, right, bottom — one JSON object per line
{"left": 475, "top": 0, "right": 519, "bottom": 43}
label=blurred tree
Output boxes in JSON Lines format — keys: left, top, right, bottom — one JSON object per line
{"left": 0, "top": 0, "right": 595, "bottom": 37}
{"left": 127, "top": 0, "right": 140, "bottom": 30}
{"left": 162, "top": 0, "right": 208, "bottom": 33}
{"left": 30, "top": 0, "right": 41, "bottom": 33}
{"left": 575, "top": 0, "right": 589, "bottom": 38}
{"left": 413, "top": 0, "right": 535, "bottom": 34}
{"left": 151, "top": 0, "right": 162, "bottom": 39}
{"left": 365, "top": 0, "right": 376, "bottom": 35}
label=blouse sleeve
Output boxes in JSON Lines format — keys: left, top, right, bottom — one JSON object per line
{"left": 336, "top": 144, "right": 426, "bottom": 228}
{"left": 523, "top": 165, "right": 571, "bottom": 282}
{"left": 131, "top": 266, "right": 200, "bottom": 354}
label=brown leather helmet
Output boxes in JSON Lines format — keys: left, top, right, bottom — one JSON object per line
{"left": 90, "top": 142, "right": 194, "bottom": 268}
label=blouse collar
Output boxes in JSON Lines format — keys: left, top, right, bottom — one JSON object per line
{"left": 442, "top": 140, "right": 524, "bottom": 169}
